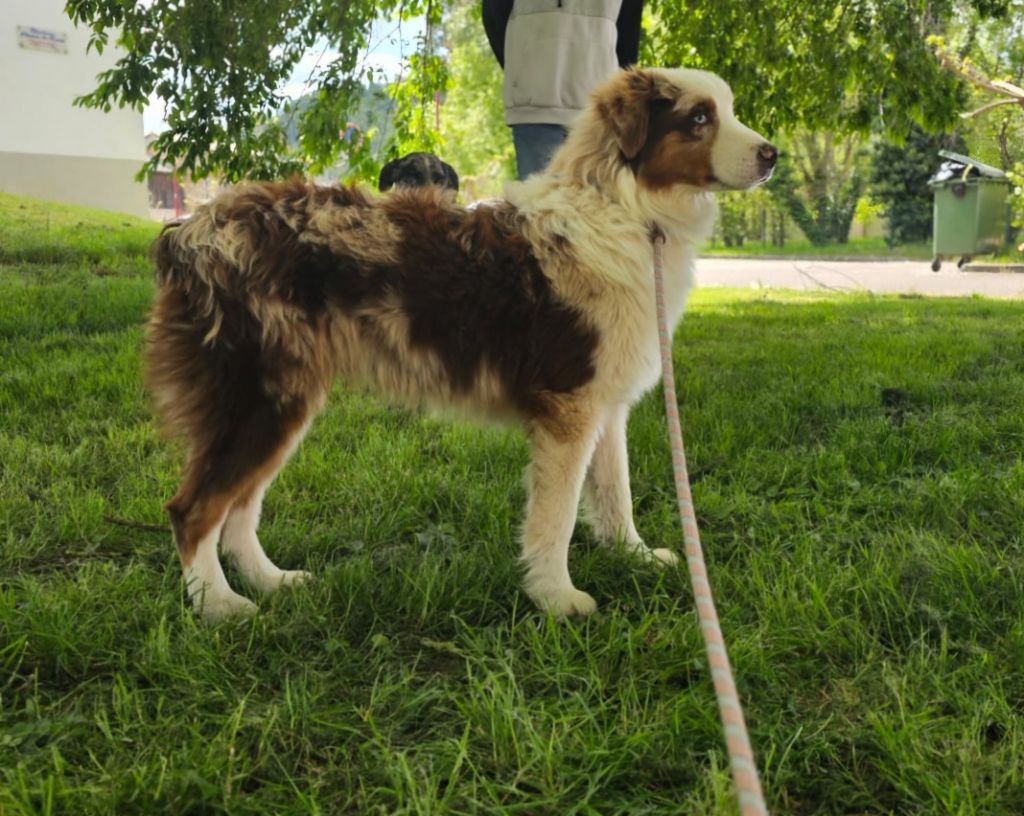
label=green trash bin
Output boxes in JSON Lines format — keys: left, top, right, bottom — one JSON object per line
{"left": 928, "top": 150, "right": 1010, "bottom": 271}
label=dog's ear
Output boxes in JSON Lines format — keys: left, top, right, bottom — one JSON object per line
{"left": 378, "top": 158, "right": 400, "bottom": 191}
{"left": 597, "top": 69, "right": 670, "bottom": 160}
{"left": 442, "top": 161, "right": 460, "bottom": 192}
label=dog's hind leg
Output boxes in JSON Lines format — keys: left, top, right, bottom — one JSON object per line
{"left": 582, "top": 404, "right": 678, "bottom": 567}
{"left": 521, "top": 409, "right": 601, "bottom": 616}
{"left": 168, "top": 487, "right": 248, "bottom": 622}
{"left": 220, "top": 419, "right": 314, "bottom": 595}
{"left": 167, "top": 399, "right": 317, "bottom": 622}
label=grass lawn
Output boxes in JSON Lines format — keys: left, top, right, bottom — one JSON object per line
{"left": 702, "top": 236, "right": 935, "bottom": 261}
{"left": 3, "top": 192, "right": 1024, "bottom": 814}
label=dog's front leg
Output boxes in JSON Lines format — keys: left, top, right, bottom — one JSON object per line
{"left": 582, "top": 403, "right": 644, "bottom": 548}
{"left": 582, "top": 404, "right": 678, "bottom": 567}
{"left": 521, "top": 416, "right": 601, "bottom": 616}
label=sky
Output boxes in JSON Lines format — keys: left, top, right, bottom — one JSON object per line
{"left": 142, "top": 14, "right": 425, "bottom": 134}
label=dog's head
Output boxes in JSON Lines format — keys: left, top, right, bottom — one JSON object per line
{"left": 378, "top": 152, "right": 460, "bottom": 193}
{"left": 594, "top": 67, "right": 776, "bottom": 192}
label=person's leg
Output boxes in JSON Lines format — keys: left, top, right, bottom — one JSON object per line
{"left": 511, "top": 124, "right": 569, "bottom": 180}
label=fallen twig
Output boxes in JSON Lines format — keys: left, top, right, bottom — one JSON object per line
{"left": 103, "top": 515, "right": 168, "bottom": 533}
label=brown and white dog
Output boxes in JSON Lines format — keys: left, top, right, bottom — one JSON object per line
{"left": 147, "top": 67, "right": 776, "bottom": 621}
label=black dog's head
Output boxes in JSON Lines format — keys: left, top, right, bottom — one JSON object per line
{"left": 378, "top": 152, "right": 459, "bottom": 193}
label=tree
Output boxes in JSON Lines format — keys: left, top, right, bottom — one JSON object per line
{"left": 933, "top": 3, "right": 1024, "bottom": 244}
{"left": 714, "top": 188, "right": 782, "bottom": 248}
{"left": 934, "top": 8, "right": 1024, "bottom": 167}
{"left": 644, "top": 0, "right": 1012, "bottom": 138}
{"left": 66, "top": 0, "right": 1013, "bottom": 183}
{"left": 871, "top": 125, "right": 967, "bottom": 246}
{"left": 438, "top": 0, "right": 514, "bottom": 195}
{"left": 381, "top": 11, "right": 447, "bottom": 172}
{"left": 767, "top": 133, "right": 866, "bottom": 245}
{"left": 642, "top": 0, "right": 1011, "bottom": 246}
{"left": 65, "top": 0, "right": 445, "bottom": 181}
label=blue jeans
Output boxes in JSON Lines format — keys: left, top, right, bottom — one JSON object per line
{"left": 511, "top": 124, "right": 568, "bottom": 180}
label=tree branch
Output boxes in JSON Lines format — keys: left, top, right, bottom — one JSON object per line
{"left": 933, "top": 41, "right": 1024, "bottom": 118}
{"left": 960, "top": 97, "right": 1024, "bottom": 118}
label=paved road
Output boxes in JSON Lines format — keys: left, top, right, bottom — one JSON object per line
{"left": 696, "top": 257, "right": 1024, "bottom": 299}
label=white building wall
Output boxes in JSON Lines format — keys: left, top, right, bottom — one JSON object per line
{"left": 0, "top": 0, "right": 149, "bottom": 216}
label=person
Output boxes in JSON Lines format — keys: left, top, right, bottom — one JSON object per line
{"left": 482, "top": 0, "right": 644, "bottom": 180}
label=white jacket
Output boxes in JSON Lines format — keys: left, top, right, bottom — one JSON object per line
{"left": 502, "top": 0, "right": 623, "bottom": 127}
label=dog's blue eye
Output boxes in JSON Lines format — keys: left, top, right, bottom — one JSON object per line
{"left": 692, "top": 110, "right": 709, "bottom": 125}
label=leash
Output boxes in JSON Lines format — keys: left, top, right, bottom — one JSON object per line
{"left": 650, "top": 225, "right": 768, "bottom": 816}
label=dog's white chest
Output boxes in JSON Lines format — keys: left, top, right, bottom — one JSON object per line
{"left": 594, "top": 241, "right": 695, "bottom": 404}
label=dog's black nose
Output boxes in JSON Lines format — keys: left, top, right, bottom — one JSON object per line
{"left": 758, "top": 143, "right": 778, "bottom": 171}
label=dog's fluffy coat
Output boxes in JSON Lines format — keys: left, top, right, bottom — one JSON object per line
{"left": 147, "top": 67, "right": 775, "bottom": 620}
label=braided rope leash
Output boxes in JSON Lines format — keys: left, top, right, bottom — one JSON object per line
{"left": 650, "top": 225, "right": 768, "bottom": 816}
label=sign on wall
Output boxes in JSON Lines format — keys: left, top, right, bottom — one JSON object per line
{"left": 17, "top": 26, "right": 68, "bottom": 55}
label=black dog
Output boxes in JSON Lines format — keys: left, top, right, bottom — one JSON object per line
{"left": 378, "top": 152, "right": 459, "bottom": 193}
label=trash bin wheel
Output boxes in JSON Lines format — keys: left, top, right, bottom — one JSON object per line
{"left": 931, "top": 257, "right": 942, "bottom": 272}
{"left": 958, "top": 255, "right": 971, "bottom": 269}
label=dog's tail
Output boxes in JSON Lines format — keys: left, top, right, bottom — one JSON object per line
{"left": 146, "top": 182, "right": 343, "bottom": 444}
{"left": 147, "top": 212, "right": 252, "bottom": 443}
{"left": 150, "top": 208, "right": 245, "bottom": 346}
{"left": 146, "top": 199, "right": 299, "bottom": 444}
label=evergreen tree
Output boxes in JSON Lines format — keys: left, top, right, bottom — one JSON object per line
{"left": 871, "top": 126, "right": 966, "bottom": 246}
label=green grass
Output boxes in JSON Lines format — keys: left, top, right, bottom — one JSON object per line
{"left": 4, "top": 192, "right": 1024, "bottom": 814}
{"left": 702, "top": 236, "right": 934, "bottom": 260}
{"left": 988, "top": 249, "right": 1024, "bottom": 266}
{"left": 0, "top": 193, "right": 159, "bottom": 267}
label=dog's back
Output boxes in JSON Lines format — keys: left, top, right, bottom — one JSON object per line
{"left": 149, "top": 180, "right": 599, "bottom": 428}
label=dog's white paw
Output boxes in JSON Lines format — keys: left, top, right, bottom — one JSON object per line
{"left": 622, "top": 540, "right": 679, "bottom": 568}
{"left": 195, "top": 591, "right": 258, "bottom": 623}
{"left": 529, "top": 585, "right": 598, "bottom": 617}
{"left": 268, "top": 568, "right": 312, "bottom": 591}
{"left": 279, "top": 569, "right": 312, "bottom": 586}
{"left": 249, "top": 568, "right": 312, "bottom": 596}
{"left": 648, "top": 547, "right": 679, "bottom": 567}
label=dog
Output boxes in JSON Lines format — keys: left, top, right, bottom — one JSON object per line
{"left": 146, "top": 67, "right": 776, "bottom": 621}
{"left": 378, "top": 151, "right": 459, "bottom": 193}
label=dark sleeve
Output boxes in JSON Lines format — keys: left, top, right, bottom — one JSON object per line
{"left": 482, "top": 0, "right": 515, "bottom": 68}
{"left": 615, "top": 0, "right": 644, "bottom": 67}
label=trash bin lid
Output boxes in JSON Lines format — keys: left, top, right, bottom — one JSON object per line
{"left": 933, "top": 150, "right": 1008, "bottom": 181}
{"left": 929, "top": 160, "right": 974, "bottom": 185}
